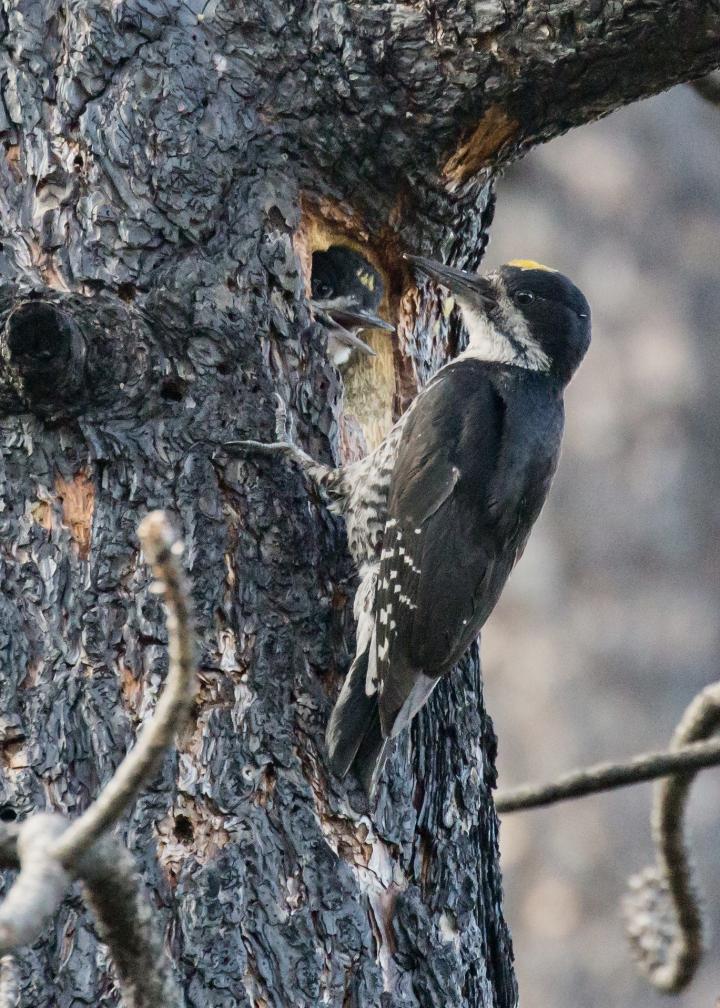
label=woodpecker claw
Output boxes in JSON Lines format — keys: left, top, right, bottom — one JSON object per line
{"left": 219, "top": 440, "right": 295, "bottom": 456}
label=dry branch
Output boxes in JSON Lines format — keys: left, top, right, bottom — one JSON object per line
{"left": 495, "top": 681, "right": 720, "bottom": 993}
{"left": 623, "top": 681, "right": 720, "bottom": 993}
{"left": 78, "top": 836, "right": 183, "bottom": 1008}
{"left": 0, "top": 513, "right": 194, "bottom": 1007}
{"left": 51, "top": 512, "right": 196, "bottom": 866}
{"left": 495, "top": 737, "right": 720, "bottom": 812}
{"left": 0, "top": 955, "right": 19, "bottom": 1008}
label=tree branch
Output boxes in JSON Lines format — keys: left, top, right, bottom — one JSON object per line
{"left": 496, "top": 683, "right": 720, "bottom": 993}
{"left": 369, "top": 1, "right": 720, "bottom": 190}
{"left": 0, "top": 513, "right": 194, "bottom": 1007}
{"left": 78, "top": 836, "right": 183, "bottom": 1008}
{"left": 494, "top": 737, "right": 720, "bottom": 813}
{"left": 623, "top": 681, "right": 720, "bottom": 993}
{"left": 0, "top": 816, "right": 70, "bottom": 953}
{"left": 50, "top": 511, "right": 196, "bottom": 866}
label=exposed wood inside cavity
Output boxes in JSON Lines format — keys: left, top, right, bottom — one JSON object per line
{"left": 297, "top": 198, "right": 406, "bottom": 461}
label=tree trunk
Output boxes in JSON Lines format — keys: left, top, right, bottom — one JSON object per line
{"left": 0, "top": 3, "right": 718, "bottom": 1006}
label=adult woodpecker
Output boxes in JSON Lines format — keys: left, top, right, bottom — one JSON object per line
{"left": 225, "top": 256, "right": 590, "bottom": 796}
{"left": 310, "top": 247, "right": 394, "bottom": 366}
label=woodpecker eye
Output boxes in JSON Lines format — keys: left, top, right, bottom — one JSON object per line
{"left": 515, "top": 291, "right": 534, "bottom": 305}
{"left": 314, "top": 282, "right": 332, "bottom": 299}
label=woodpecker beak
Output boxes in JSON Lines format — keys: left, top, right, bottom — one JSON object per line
{"left": 320, "top": 304, "right": 395, "bottom": 334}
{"left": 310, "top": 298, "right": 394, "bottom": 360}
{"left": 405, "top": 254, "right": 497, "bottom": 307}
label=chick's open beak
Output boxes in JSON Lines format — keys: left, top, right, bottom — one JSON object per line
{"left": 323, "top": 305, "right": 395, "bottom": 334}
{"left": 310, "top": 298, "right": 394, "bottom": 359}
{"left": 405, "top": 253, "right": 497, "bottom": 307}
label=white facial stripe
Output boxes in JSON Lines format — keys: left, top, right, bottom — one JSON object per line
{"left": 458, "top": 308, "right": 518, "bottom": 365}
{"left": 456, "top": 292, "right": 551, "bottom": 372}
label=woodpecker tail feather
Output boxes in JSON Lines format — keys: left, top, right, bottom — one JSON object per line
{"left": 326, "top": 651, "right": 391, "bottom": 797}
{"left": 326, "top": 650, "right": 375, "bottom": 778}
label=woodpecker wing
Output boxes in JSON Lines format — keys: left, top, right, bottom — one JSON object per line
{"left": 373, "top": 360, "right": 563, "bottom": 738}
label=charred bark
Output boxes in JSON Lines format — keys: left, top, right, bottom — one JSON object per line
{"left": 0, "top": 2, "right": 718, "bottom": 1006}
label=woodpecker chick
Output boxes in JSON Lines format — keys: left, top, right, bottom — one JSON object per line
{"left": 311, "top": 247, "right": 394, "bottom": 366}
{"left": 226, "top": 256, "right": 590, "bottom": 797}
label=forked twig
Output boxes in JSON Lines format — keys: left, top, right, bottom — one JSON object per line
{"left": 495, "top": 737, "right": 720, "bottom": 813}
{"left": 51, "top": 511, "right": 196, "bottom": 866}
{"left": 495, "top": 681, "right": 720, "bottom": 993}
{"left": 0, "top": 512, "right": 195, "bottom": 1008}
{"left": 623, "top": 681, "right": 720, "bottom": 993}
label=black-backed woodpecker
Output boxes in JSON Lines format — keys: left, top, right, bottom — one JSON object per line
{"left": 227, "top": 255, "right": 591, "bottom": 796}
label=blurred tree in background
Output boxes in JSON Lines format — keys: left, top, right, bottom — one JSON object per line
{"left": 485, "top": 85, "right": 720, "bottom": 1008}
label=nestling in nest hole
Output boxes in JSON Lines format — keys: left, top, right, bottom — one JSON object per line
{"left": 297, "top": 210, "right": 397, "bottom": 461}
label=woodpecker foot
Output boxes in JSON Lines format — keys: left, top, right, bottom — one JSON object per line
{"left": 273, "top": 392, "right": 288, "bottom": 441}
{"left": 220, "top": 439, "right": 314, "bottom": 467}
{"left": 221, "top": 439, "right": 293, "bottom": 455}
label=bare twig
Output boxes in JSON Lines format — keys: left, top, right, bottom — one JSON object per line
{"left": 623, "top": 681, "right": 720, "bottom": 993}
{"left": 0, "top": 513, "right": 194, "bottom": 1007}
{"left": 78, "top": 836, "right": 183, "bottom": 1007}
{"left": 494, "top": 737, "right": 720, "bottom": 813}
{"left": 0, "top": 954, "right": 19, "bottom": 1008}
{"left": 0, "top": 819, "right": 183, "bottom": 1007}
{"left": 0, "top": 816, "right": 70, "bottom": 953}
{"left": 495, "top": 681, "right": 720, "bottom": 993}
{"left": 51, "top": 511, "right": 196, "bottom": 866}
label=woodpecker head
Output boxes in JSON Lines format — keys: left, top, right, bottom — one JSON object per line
{"left": 406, "top": 255, "right": 590, "bottom": 384}
{"left": 311, "top": 247, "right": 394, "bottom": 366}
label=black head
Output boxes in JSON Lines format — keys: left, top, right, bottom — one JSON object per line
{"left": 311, "top": 247, "right": 384, "bottom": 312}
{"left": 498, "top": 261, "right": 591, "bottom": 383}
{"left": 406, "top": 254, "right": 590, "bottom": 385}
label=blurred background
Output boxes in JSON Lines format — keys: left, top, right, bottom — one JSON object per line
{"left": 482, "top": 84, "right": 720, "bottom": 1008}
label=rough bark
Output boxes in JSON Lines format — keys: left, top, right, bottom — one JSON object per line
{"left": 0, "top": 2, "right": 718, "bottom": 1006}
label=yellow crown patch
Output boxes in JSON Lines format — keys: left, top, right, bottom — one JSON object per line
{"left": 507, "top": 259, "right": 557, "bottom": 272}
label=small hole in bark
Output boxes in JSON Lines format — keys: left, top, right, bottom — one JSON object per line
{"left": 174, "top": 815, "right": 194, "bottom": 843}
{"left": 117, "top": 282, "right": 136, "bottom": 302}
{"left": 0, "top": 806, "right": 17, "bottom": 823}
{"left": 73, "top": 154, "right": 83, "bottom": 170}
{"left": 159, "top": 376, "right": 186, "bottom": 402}
{"left": 217, "top": 361, "right": 235, "bottom": 375}
{"left": 226, "top": 276, "right": 238, "bottom": 291}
